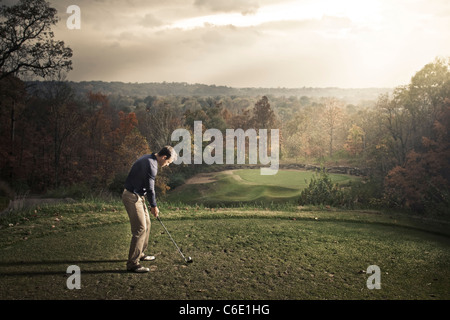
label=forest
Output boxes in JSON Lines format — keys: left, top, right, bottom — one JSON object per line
{"left": 1, "top": 57, "right": 449, "bottom": 216}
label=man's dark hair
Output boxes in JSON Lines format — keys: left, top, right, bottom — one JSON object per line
{"left": 157, "top": 146, "right": 177, "bottom": 161}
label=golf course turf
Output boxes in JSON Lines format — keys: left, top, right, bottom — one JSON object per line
{"left": 1, "top": 170, "right": 449, "bottom": 300}
{"left": 1, "top": 202, "right": 449, "bottom": 300}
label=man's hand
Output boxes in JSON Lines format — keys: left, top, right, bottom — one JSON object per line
{"left": 150, "top": 206, "right": 159, "bottom": 218}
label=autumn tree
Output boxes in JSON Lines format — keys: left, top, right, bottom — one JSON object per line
{"left": 283, "top": 102, "right": 331, "bottom": 160}
{"left": 78, "top": 92, "right": 114, "bottom": 185}
{"left": 203, "top": 100, "right": 228, "bottom": 132}
{"left": 284, "top": 110, "right": 313, "bottom": 159}
{"left": 252, "top": 96, "right": 277, "bottom": 129}
{"left": 228, "top": 108, "right": 252, "bottom": 130}
{"left": 117, "top": 111, "right": 137, "bottom": 134}
{"left": 407, "top": 57, "right": 450, "bottom": 151}
{"left": 375, "top": 57, "right": 449, "bottom": 169}
{"left": 344, "top": 124, "right": 365, "bottom": 156}
{"left": 384, "top": 99, "right": 450, "bottom": 213}
{"left": 115, "top": 129, "right": 151, "bottom": 170}
{"left": 113, "top": 111, "right": 151, "bottom": 173}
{"left": 376, "top": 57, "right": 450, "bottom": 214}
{"left": 347, "top": 106, "right": 385, "bottom": 171}
{"left": 322, "top": 98, "right": 343, "bottom": 157}
{"left": 183, "top": 99, "right": 227, "bottom": 132}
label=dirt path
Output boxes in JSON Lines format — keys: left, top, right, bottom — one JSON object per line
{"left": 184, "top": 172, "right": 219, "bottom": 185}
{"left": 184, "top": 170, "right": 247, "bottom": 185}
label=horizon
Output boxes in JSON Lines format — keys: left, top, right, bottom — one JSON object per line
{"left": 28, "top": 78, "right": 394, "bottom": 90}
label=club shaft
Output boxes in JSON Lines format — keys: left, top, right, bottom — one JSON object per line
{"left": 157, "top": 216, "right": 187, "bottom": 261}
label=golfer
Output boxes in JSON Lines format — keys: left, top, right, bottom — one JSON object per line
{"left": 122, "top": 146, "right": 177, "bottom": 273}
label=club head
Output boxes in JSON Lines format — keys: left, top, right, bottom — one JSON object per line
{"left": 186, "top": 257, "right": 193, "bottom": 264}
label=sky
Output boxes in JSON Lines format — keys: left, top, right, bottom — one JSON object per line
{"left": 39, "top": 0, "right": 450, "bottom": 88}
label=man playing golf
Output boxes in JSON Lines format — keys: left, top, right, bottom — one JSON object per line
{"left": 122, "top": 146, "right": 177, "bottom": 273}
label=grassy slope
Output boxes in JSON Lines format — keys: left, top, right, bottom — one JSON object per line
{"left": 0, "top": 201, "right": 449, "bottom": 300}
{"left": 166, "top": 169, "right": 359, "bottom": 205}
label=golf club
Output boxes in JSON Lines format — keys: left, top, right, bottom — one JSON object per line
{"left": 156, "top": 215, "right": 193, "bottom": 264}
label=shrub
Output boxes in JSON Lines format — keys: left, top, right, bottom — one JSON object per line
{"left": 299, "top": 169, "right": 384, "bottom": 209}
{"left": 168, "top": 172, "right": 187, "bottom": 189}
{"left": 298, "top": 168, "right": 343, "bottom": 207}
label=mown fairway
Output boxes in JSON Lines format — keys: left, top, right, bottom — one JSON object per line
{"left": 166, "top": 169, "right": 359, "bottom": 205}
{"left": 0, "top": 202, "right": 449, "bottom": 300}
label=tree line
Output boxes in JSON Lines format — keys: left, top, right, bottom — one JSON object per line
{"left": 1, "top": 57, "right": 449, "bottom": 215}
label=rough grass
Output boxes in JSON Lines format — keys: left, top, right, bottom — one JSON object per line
{"left": 1, "top": 201, "right": 449, "bottom": 300}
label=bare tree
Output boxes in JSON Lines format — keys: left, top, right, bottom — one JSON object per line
{"left": 31, "top": 75, "right": 82, "bottom": 187}
{"left": 0, "top": 0, "right": 72, "bottom": 80}
{"left": 146, "top": 99, "right": 182, "bottom": 151}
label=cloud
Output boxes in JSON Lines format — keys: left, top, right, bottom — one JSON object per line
{"left": 49, "top": 0, "right": 450, "bottom": 88}
{"left": 139, "top": 13, "right": 166, "bottom": 28}
{"left": 194, "top": 0, "right": 260, "bottom": 15}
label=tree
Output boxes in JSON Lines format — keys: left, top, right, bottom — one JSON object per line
{"left": 344, "top": 124, "right": 365, "bottom": 156}
{"left": 0, "top": 75, "right": 26, "bottom": 184}
{"left": 78, "top": 92, "right": 113, "bottom": 184}
{"left": 116, "top": 128, "right": 151, "bottom": 173}
{"left": 322, "top": 98, "right": 343, "bottom": 157}
{"left": 146, "top": 99, "right": 182, "bottom": 151}
{"left": 228, "top": 108, "right": 252, "bottom": 130}
{"left": 252, "top": 96, "right": 277, "bottom": 129}
{"left": 0, "top": 0, "right": 72, "bottom": 80}
{"left": 0, "top": 75, "right": 26, "bottom": 154}
{"left": 407, "top": 57, "right": 450, "bottom": 151}
{"left": 38, "top": 80, "right": 82, "bottom": 187}
{"left": 384, "top": 99, "right": 450, "bottom": 213}
{"left": 375, "top": 92, "right": 412, "bottom": 166}
{"left": 375, "top": 57, "right": 450, "bottom": 168}
{"left": 284, "top": 110, "right": 312, "bottom": 159}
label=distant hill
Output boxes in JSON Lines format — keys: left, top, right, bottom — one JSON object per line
{"left": 26, "top": 80, "right": 392, "bottom": 104}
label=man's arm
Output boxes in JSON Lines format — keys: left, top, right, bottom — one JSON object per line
{"left": 146, "top": 157, "right": 159, "bottom": 217}
{"left": 147, "top": 178, "right": 157, "bottom": 208}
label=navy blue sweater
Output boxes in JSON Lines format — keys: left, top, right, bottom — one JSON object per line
{"left": 124, "top": 154, "right": 158, "bottom": 207}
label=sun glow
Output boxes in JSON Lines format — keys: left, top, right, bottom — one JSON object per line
{"left": 161, "top": 0, "right": 382, "bottom": 31}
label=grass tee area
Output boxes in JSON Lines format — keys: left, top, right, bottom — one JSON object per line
{"left": 1, "top": 197, "right": 449, "bottom": 300}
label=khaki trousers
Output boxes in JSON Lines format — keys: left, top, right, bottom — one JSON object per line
{"left": 122, "top": 189, "right": 151, "bottom": 269}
